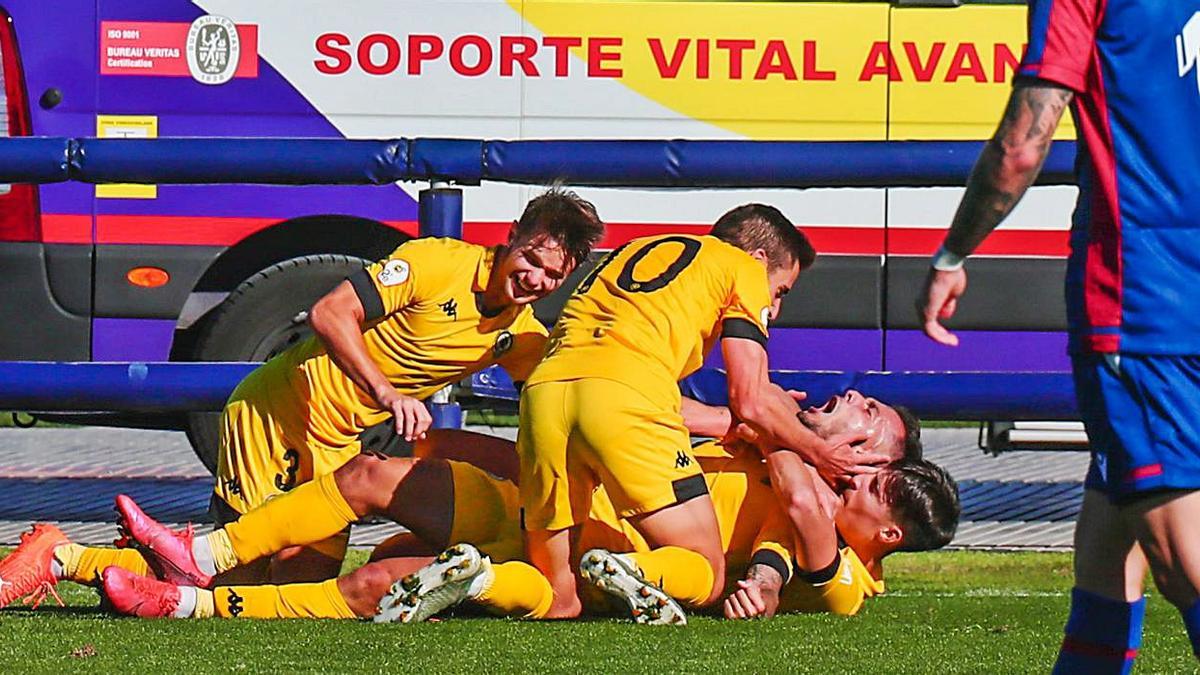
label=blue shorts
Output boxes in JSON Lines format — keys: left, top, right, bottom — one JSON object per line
{"left": 1075, "top": 353, "right": 1200, "bottom": 500}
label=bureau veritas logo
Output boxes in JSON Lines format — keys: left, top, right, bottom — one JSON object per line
{"left": 186, "top": 15, "right": 240, "bottom": 85}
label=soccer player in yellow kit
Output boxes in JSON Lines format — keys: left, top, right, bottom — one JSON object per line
{"left": 0, "top": 189, "right": 604, "bottom": 607}
{"left": 94, "top": 390, "right": 950, "bottom": 622}
{"left": 509, "top": 204, "right": 890, "bottom": 624}
{"left": 724, "top": 392, "right": 959, "bottom": 619}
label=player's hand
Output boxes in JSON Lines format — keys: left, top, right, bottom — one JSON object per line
{"left": 814, "top": 433, "right": 889, "bottom": 488}
{"left": 380, "top": 390, "right": 432, "bottom": 442}
{"left": 916, "top": 267, "right": 967, "bottom": 347}
{"left": 725, "top": 421, "right": 760, "bottom": 446}
{"left": 723, "top": 579, "right": 769, "bottom": 619}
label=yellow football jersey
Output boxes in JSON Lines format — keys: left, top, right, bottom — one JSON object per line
{"left": 233, "top": 238, "right": 548, "bottom": 451}
{"left": 581, "top": 440, "right": 885, "bottom": 617}
{"left": 777, "top": 547, "right": 885, "bottom": 616}
{"left": 527, "top": 235, "right": 773, "bottom": 407}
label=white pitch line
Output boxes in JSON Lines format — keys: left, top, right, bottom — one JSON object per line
{"left": 879, "top": 589, "right": 1069, "bottom": 598}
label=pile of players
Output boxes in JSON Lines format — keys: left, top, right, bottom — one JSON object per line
{"left": 0, "top": 192, "right": 960, "bottom": 625}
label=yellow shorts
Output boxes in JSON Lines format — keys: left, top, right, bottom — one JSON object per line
{"left": 518, "top": 378, "right": 707, "bottom": 531}
{"left": 446, "top": 460, "right": 524, "bottom": 563}
{"left": 577, "top": 487, "right": 645, "bottom": 554}
{"left": 213, "top": 398, "right": 352, "bottom": 511}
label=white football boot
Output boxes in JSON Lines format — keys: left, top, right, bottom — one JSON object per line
{"left": 375, "top": 543, "right": 493, "bottom": 623}
{"left": 579, "top": 548, "right": 687, "bottom": 626}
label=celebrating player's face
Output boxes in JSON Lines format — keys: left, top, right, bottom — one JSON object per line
{"left": 798, "top": 390, "right": 905, "bottom": 461}
{"left": 764, "top": 260, "right": 801, "bottom": 322}
{"left": 834, "top": 471, "right": 901, "bottom": 554}
{"left": 498, "top": 233, "right": 575, "bottom": 306}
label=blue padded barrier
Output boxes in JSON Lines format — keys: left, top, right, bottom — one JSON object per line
{"left": 73, "top": 138, "right": 408, "bottom": 185}
{"left": 0, "top": 362, "right": 1078, "bottom": 419}
{"left": 484, "top": 139, "right": 1077, "bottom": 188}
{"left": 467, "top": 366, "right": 1079, "bottom": 420}
{"left": 0, "top": 137, "right": 1078, "bottom": 188}
{"left": 409, "top": 138, "right": 484, "bottom": 184}
{"left": 0, "top": 137, "right": 71, "bottom": 183}
{"left": 0, "top": 362, "right": 256, "bottom": 413}
{"left": 485, "top": 140, "right": 691, "bottom": 187}
{"left": 680, "top": 369, "right": 1078, "bottom": 420}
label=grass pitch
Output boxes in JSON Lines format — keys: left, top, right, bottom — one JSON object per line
{"left": 1, "top": 550, "right": 1194, "bottom": 673}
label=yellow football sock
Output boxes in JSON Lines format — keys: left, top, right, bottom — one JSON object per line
{"left": 55, "top": 544, "right": 150, "bottom": 586}
{"left": 475, "top": 561, "right": 554, "bottom": 619}
{"left": 194, "top": 588, "right": 216, "bottom": 618}
{"left": 211, "top": 579, "right": 356, "bottom": 619}
{"left": 214, "top": 472, "right": 358, "bottom": 572}
{"left": 626, "top": 547, "right": 715, "bottom": 606}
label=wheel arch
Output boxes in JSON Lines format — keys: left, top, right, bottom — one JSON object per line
{"left": 171, "top": 215, "right": 412, "bottom": 360}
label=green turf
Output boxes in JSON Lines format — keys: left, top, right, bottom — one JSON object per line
{"left": 0, "top": 550, "right": 1194, "bottom": 673}
{"left": 0, "top": 412, "right": 76, "bottom": 428}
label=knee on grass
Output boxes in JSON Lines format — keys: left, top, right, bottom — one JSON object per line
{"left": 339, "top": 564, "right": 397, "bottom": 618}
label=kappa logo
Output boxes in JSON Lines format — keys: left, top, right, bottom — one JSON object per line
{"left": 675, "top": 450, "right": 692, "bottom": 469}
{"left": 1179, "top": 12, "right": 1200, "bottom": 96}
{"left": 186, "top": 15, "right": 240, "bottom": 85}
{"left": 493, "top": 330, "right": 514, "bottom": 358}
{"left": 226, "top": 588, "right": 244, "bottom": 617}
{"left": 377, "top": 259, "right": 410, "bottom": 287}
{"left": 838, "top": 562, "right": 854, "bottom": 586}
{"left": 439, "top": 298, "right": 458, "bottom": 319}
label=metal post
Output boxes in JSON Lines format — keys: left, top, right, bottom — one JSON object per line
{"left": 419, "top": 181, "right": 464, "bottom": 428}
{"left": 418, "top": 180, "right": 463, "bottom": 239}
{"left": 428, "top": 384, "right": 464, "bottom": 430}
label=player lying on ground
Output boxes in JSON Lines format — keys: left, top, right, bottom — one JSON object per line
{"left": 0, "top": 430, "right": 517, "bottom": 610}
{"left": 0, "top": 188, "right": 605, "bottom": 606}
{"left": 0, "top": 395, "right": 773, "bottom": 610}
{"left": 516, "top": 204, "right": 891, "bottom": 624}
{"left": 93, "top": 390, "right": 953, "bottom": 623}
{"left": 383, "top": 391, "right": 956, "bottom": 624}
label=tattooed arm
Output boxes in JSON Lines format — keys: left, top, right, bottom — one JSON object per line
{"left": 916, "top": 79, "right": 1074, "bottom": 346}
{"left": 723, "top": 563, "right": 783, "bottom": 619}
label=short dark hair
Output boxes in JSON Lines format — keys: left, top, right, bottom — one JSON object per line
{"left": 881, "top": 459, "right": 960, "bottom": 553}
{"left": 512, "top": 185, "right": 605, "bottom": 268}
{"left": 709, "top": 203, "right": 816, "bottom": 271}
{"left": 893, "top": 405, "right": 923, "bottom": 461}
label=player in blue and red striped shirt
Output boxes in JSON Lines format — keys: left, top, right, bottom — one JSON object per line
{"left": 916, "top": 1, "right": 1200, "bottom": 670}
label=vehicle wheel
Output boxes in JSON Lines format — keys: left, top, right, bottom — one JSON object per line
{"left": 185, "top": 254, "right": 371, "bottom": 474}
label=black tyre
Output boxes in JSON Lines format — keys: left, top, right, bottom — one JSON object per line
{"left": 185, "top": 254, "right": 370, "bottom": 474}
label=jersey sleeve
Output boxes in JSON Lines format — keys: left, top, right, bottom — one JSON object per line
{"left": 748, "top": 502, "right": 796, "bottom": 584}
{"left": 350, "top": 239, "right": 441, "bottom": 320}
{"left": 779, "top": 547, "right": 882, "bottom": 617}
{"left": 719, "top": 252, "right": 771, "bottom": 348}
{"left": 496, "top": 308, "right": 550, "bottom": 384}
{"left": 1017, "top": 0, "right": 1102, "bottom": 92}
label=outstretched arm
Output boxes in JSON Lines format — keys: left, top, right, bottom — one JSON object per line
{"left": 680, "top": 396, "right": 732, "bottom": 439}
{"left": 917, "top": 80, "right": 1074, "bottom": 346}
{"left": 723, "top": 338, "right": 886, "bottom": 486}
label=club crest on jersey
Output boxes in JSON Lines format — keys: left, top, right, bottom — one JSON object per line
{"left": 377, "top": 259, "right": 410, "bottom": 287}
{"left": 186, "top": 15, "right": 240, "bottom": 85}
{"left": 493, "top": 330, "right": 514, "bottom": 358}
